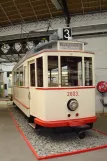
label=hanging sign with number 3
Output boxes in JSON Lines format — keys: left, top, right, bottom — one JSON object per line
{"left": 63, "top": 28, "right": 71, "bottom": 40}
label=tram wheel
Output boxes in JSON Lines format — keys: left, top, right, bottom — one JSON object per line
{"left": 13, "top": 102, "right": 15, "bottom": 105}
{"left": 28, "top": 116, "right": 34, "bottom": 123}
{"left": 88, "top": 123, "right": 93, "bottom": 129}
{"left": 78, "top": 131, "right": 86, "bottom": 139}
{"left": 35, "top": 124, "right": 43, "bottom": 130}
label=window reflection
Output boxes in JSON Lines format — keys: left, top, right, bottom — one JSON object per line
{"left": 84, "top": 57, "right": 93, "bottom": 86}
{"left": 61, "top": 56, "right": 82, "bottom": 86}
{"left": 30, "top": 63, "right": 35, "bottom": 86}
{"left": 19, "top": 66, "right": 23, "bottom": 86}
{"left": 48, "top": 56, "right": 58, "bottom": 87}
{"left": 37, "top": 57, "right": 43, "bottom": 87}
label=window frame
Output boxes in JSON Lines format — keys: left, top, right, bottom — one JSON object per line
{"left": 48, "top": 56, "right": 59, "bottom": 87}
{"left": 60, "top": 56, "right": 83, "bottom": 87}
{"left": 84, "top": 56, "right": 94, "bottom": 86}
{"left": 19, "top": 65, "right": 24, "bottom": 86}
{"left": 13, "top": 71, "right": 17, "bottom": 86}
{"left": 46, "top": 54, "right": 94, "bottom": 88}
{"left": 16, "top": 68, "right": 19, "bottom": 86}
{"left": 36, "top": 56, "right": 44, "bottom": 87}
{"left": 23, "top": 65, "right": 27, "bottom": 86}
{"left": 29, "top": 60, "right": 36, "bottom": 87}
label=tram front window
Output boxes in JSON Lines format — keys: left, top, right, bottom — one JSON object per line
{"left": 48, "top": 56, "right": 58, "bottom": 87}
{"left": 61, "top": 56, "right": 82, "bottom": 86}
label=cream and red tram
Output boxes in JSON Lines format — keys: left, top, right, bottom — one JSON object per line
{"left": 12, "top": 28, "right": 97, "bottom": 138}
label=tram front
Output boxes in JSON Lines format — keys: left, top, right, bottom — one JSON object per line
{"left": 34, "top": 28, "right": 97, "bottom": 138}
{"left": 34, "top": 44, "right": 97, "bottom": 134}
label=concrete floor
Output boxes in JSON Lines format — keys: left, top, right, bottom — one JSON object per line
{"left": 0, "top": 107, "right": 107, "bottom": 161}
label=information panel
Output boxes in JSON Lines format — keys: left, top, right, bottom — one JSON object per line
{"left": 59, "top": 42, "right": 83, "bottom": 51}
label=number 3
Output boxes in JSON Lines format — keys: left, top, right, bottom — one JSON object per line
{"left": 64, "top": 29, "right": 70, "bottom": 39}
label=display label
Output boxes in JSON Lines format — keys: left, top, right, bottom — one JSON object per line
{"left": 63, "top": 28, "right": 72, "bottom": 40}
{"left": 59, "top": 42, "right": 83, "bottom": 51}
{"left": 67, "top": 91, "right": 79, "bottom": 96}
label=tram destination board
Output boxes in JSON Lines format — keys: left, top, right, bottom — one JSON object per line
{"left": 59, "top": 42, "right": 83, "bottom": 51}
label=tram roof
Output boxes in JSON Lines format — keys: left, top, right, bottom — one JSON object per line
{"left": 13, "top": 40, "right": 93, "bottom": 70}
{"left": 13, "top": 40, "right": 56, "bottom": 70}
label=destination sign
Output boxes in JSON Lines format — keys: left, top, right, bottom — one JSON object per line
{"left": 59, "top": 42, "right": 83, "bottom": 51}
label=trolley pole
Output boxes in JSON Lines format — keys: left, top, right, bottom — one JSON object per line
{"left": 61, "top": 0, "right": 71, "bottom": 27}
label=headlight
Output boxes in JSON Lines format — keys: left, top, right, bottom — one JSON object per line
{"left": 67, "top": 99, "right": 78, "bottom": 111}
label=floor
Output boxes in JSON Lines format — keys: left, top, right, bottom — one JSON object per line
{"left": 0, "top": 106, "right": 107, "bottom": 161}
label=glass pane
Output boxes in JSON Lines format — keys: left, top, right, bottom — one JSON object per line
{"left": 14, "top": 71, "right": 17, "bottom": 85}
{"left": 84, "top": 57, "right": 93, "bottom": 86}
{"left": 48, "top": 56, "right": 58, "bottom": 87}
{"left": 16, "top": 70, "right": 19, "bottom": 86}
{"left": 37, "top": 57, "right": 43, "bottom": 87}
{"left": 19, "top": 66, "right": 23, "bottom": 86}
{"left": 23, "top": 66, "right": 26, "bottom": 86}
{"left": 61, "top": 56, "right": 82, "bottom": 86}
{"left": 30, "top": 63, "right": 35, "bottom": 86}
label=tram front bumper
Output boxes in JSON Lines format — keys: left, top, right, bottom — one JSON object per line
{"left": 34, "top": 116, "right": 97, "bottom": 128}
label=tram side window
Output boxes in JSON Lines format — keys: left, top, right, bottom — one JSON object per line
{"left": 19, "top": 66, "right": 23, "bottom": 86}
{"left": 48, "top": 56, "right": 58, "bottom": 87}
{"left": 84, "top": 57, "right": 93, "bottom": 86}
{"left": 37, "top": 57, "right": 43, "bottom": 87}
{"left": 30, "top": 63, "right": 35, "bottom": 86}
{"left": 61, "top": 56, "right": 83, "bottom": 86}
{"left": 16, "top": 70, "right": 19, "bottom": 86}
{"left": 13, "top": 71, "right": 17, "bottom": 85}
{"left": 23, "top": 66, "right": 26, "bottom": 86}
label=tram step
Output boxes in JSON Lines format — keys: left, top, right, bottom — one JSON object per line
{"left": 28, "top": 123, "right": 35, "bottom": 129}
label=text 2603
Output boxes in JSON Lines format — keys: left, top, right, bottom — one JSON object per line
{"left": 67, "top": 91, "right": 79, "bottom": 96}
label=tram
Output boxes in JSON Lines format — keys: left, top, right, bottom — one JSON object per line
{"left": 12, "top": 28, "right": 97, "bottom": 138}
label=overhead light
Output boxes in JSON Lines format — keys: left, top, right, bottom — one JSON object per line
{"left": 51, "top": 0, "right": 62, "bottom": 10}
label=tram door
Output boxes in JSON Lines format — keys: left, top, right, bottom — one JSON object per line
{"left": 28, "top": 60, "right": 36, "bottom": 111}
{"left": 28, "top": 57, "right": 43, "bottom": 117}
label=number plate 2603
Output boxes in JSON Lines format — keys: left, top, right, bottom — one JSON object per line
{"left": 67, "top": 91, "right": 79, "bottom": 96}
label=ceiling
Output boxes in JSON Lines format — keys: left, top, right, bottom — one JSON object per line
{"left": 0, "top": 0, "right": 106, "bottom": 27}
{"left": 0, "top": 0, "right": 107, "bottom": 63}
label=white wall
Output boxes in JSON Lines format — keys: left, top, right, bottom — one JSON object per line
{"left": 76, "top": 36, "right": 107, "bottom": 113}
